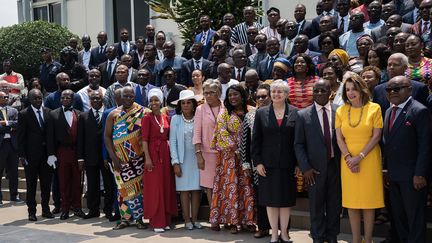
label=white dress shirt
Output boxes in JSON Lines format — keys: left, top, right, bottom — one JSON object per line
{"left": 62, "top": 106, "right": 73, "bottom": 127}
{"left": 314, "top": 102, "right": 333, "bottom": 157}
{"left": 82, "top": 49, "right": 91, "bottom": 70}
{"left": 31, "top": 105, "right": 44, "bottom": 123}
{"left": 338, "top": 14, "right": 350, "bottom": 33}
{"left": 194, "top": 57, "right": 204, "bottom": 70}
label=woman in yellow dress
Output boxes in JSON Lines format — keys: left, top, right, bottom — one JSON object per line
{"left": 335, "top": 72, "right": 384, "bottom": 243}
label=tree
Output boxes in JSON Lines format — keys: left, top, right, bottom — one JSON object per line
{"left": 0, "top": 20, "right": 78, "bottom": 80}
{"left": 144, "top": 0, "right": 262, "bottom": 46}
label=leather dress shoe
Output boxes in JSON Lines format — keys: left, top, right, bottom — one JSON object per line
{"left": 84, "top": 211, "right": 100, "bottom": 219}
{"left": 254, "top": 229, "right": 270, "bottom": 238}
{"left": 60, "top": 212, "right": 69, "bottom": 220}
{"left": 73, "top": 209, "right": 86, "bottom": 218}
{"left": 42, "top": 212, "right": 55, "bottom": 219}
{"left": 51, "top": 207, "right": 61, "bottom": 214}
{"left": 327, "top": 239, "right": 338, "bottom": 243}
{"left": 28, "top": 214, "right": 37, "bottom": 221}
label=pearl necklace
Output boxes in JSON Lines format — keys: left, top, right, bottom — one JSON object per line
{"left": 154, "top": 114, "right": 164, "bottom": 133}
{"left": 182, "top": 113, "right": 194, "bottom": 123}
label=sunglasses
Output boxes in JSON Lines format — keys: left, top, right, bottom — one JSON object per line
{"left": 256, "top": 95, "right": 268, "bottom": 100}
{"left": 385, "top": 86, "right": 410, "bottom": 93}
{"left": 313, "top": 88, "right": 329, "bottom": 94}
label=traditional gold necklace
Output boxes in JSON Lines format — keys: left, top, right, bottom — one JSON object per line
{"left": 348, "top": 105, "right": 364, "bottom": 128}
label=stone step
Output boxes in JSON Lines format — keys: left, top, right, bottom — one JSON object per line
{"left": 18, "top": 167, "right": 25, "bottom": 178}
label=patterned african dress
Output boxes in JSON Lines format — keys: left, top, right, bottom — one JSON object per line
{"left": 405, "top": 57, "right": 432, "bottom": 93}
{"left": 287, "top": 75, "right": 318, "bottom": 193}
{"left": 112, "top": 102, "right": 146, "bottom": 223}
{"left": 209, "top": 109, "right": 256, "bottom": 226}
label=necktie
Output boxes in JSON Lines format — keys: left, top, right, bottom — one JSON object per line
{"left": 142, "top": 86, "right": 148, "bottom": 107}
{"left": 285, "top": 39, "right": 292, "bottom": 56}
{"left": 37, "top": 110, "right": 44, "bottom": 128}
{"left": 1, "top": 108, "right": 7, "bottom": 125}
{"left": 423, "top": 22, "right": 429, "bottom": 35}
{"left": 63, "top": 107, "right": 73, "bottom": 112}
{"left": 322, "top": 107, "right": 332, "bottom": 160}
{"left": 268, "top": 57, "right": 275, "bottom": 69}
{"left": 339, "top": 17, "right": 345, "bottom": 32}
{"left": 416, "top": 10, "right": 421, "bottom": 23}
{"left": 94, "top": 109, "right": 100, "bottom": 123}
{"left": 201, "top": 31, "right": 207, "bottom": 44}
{"left": 123, "top": 42, "right": 128, "bottom": 54}
{"left": 99, "top": 46, "right": 103, "bottom": 55}
{"left": 389, "top": 106, "right": 398, "bottom": 131}
{"left": 195, "top": 60, "right": 200, "bottom": 70}
{"left": 107, "top": 61, "right": 113, "bottom": 78}
{"left": 251, "top": 45, "right": 256, "bottom": 54}
{"left": 236, "top": 68, "right": 241, "bottom": 81}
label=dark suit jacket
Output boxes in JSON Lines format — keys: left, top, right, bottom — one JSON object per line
{"left": 77, "top": 109, "right": 103, "bottom": 166}
{"left": 114, "top": 41, "right": 136, "bottom": 59}
{"left": 373, "top": 80, "right": 429, "bottom": 117}
{"left": 17, "top": 106, "right": 50, "bottom": 162}
{"left": 129, "top": 68, "right": 138, "bottom": 83}
{"left": 428, "top": 94, "right": 432, "bottom": 113}
{"left": 257, "top": 53, "right": 287, "bottom": 81}
{"left": 0, "top": 106, "right": 18, "bottom": 149}
{"left": 251, "top": 103, "right": 298, "bottom": 169}
{"left": 98, "top": 59, "right": 120, "bottom": 88}
{"left": 298, "top": 20, "right": 313, "bottom": 38}
{"left": 383, "top": 99, "right": 431, "bottom": 181}
{"left": 311, "top": 13, "right": 339, "bottom": 38}
{"left": 371, "top": 23, "right": 412, "bottom": 41}
{"left": 402, "top": 10, "right": 415, "bottom": 24}
{"left": 47, "top": 108, "right": 81, "bottom": 155}
{"left": 308, "top": 35, "right": 320, "bottom": 52}
{"left": 194, "top": 29, "right": 216, "bottom": 59}
{"left": 231, "top": 66, "right": 250, "bottom": 82}
{"left": 294, "top": 104, "right": 341, "bottom": 174}
{"left": 180, "top": 58, "right": 212, "bottom": 87}
{"left": 131, "top": 50, "right": 146, "bottom": 69}
{"left": 89, "top": 46, "right": 107, "bottom": 69}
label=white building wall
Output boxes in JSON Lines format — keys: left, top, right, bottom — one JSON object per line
{"left": 66, "top": 0, "right": 105, "bottom": 45}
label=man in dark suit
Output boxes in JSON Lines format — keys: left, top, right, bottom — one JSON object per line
{"left": 258, "top": 37, "right": 286, "bottom": 81}
{"left": 89, "top": 31, "right": 108, "bottom": 69}
{"left": 120, "top": 54, "right": 138, "bottom": 83}
{"left": 290, "top": 35, "right": 321, "bottom": 62}
{"left": 115, "top": 28, "right": 135, "bottom": 59}
{"left": 294, "top": 4, "right": 313, "bottom": 38}
{"left": 78, "top": 35, "right": 92, "bottom": 71}
{"left": 373, "top": 53, "right": 429, "bottom": 116}
{"left": 155, "top": 41, "right": 186, "bottom": 86}
{"left": 244, "top": 26, "right": 259, "bottom": 58}
{"left": 17, "top": 89, "right": 54, "bottom": 221}
{"left": 294, "top": 79, "right": 341, "bottom": 243}
{"left": 371, "top": 14, "right": 412, "bottom": 42}
{"left": 0, "top": 91, "right": 21, "bottom": 205}
{"left": 334, "top": 0, "right": 350, "bottom": 35}
{"left": 194, "top": 15, "right": 216, "bottom": 59}
{"left": 231, "top": 49, "right": 250, "bottom": 82}
{"left": 45, "top": 72, "right": 84, "bottom": 112}
{"left": 47, "top": 89, "right": 85, "bottom": 220}
{"left": 382, "top": 75, "right": 431, "bottom": 243}
{"left": 311, "top": 0, "right": 338, "bottom": 38}
{"left": 181, "top": 43, "right": 212, "bottom": 87}
{"left": 402, "top": 0, "right": 421, "bottom": 24}
{"left": 309, "top": 16, "right": 336, "bottom": 52}
{"left": 98, "top": 45, "right": 120, "bottom": 88}
{"left": 77, "top": 91, "right": 115, "bottom": 219}
{"left": 134, "top": 68, "right": 157, "bottom": 107}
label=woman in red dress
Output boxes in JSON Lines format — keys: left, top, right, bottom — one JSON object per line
{"left": 142, "top": 88, "right": 177, "bottom": 233}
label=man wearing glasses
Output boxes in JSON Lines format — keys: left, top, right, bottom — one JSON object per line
{"left": 382, "top": 75, "right": 431, "bottom": 243}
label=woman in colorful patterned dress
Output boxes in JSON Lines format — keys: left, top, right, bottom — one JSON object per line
{"left": 209, "top": 84, "right": 255, "bottom": 234}
{"left": 141, "top": 88, "right": 177, "bottom": 233}
{"left": 405, "top": 34, "right": 432, "bottom": 92}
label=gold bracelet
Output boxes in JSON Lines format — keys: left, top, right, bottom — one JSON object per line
{"left": 344, "top": 153, "right": 351, "bottom": 160}
{"left": 359, "top": 152, "right": 365, "bottom": 159}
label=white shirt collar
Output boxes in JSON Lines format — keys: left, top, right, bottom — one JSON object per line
{"left": 323, "top": 9, "right": 335, "bottom": 16}
{"left": 62, "top": 105, "right": 72, "bottom": 112}
{"left": 314, "top": 102, "right": 331, "bottom": 111}
{"left": 297, "top": 19, "right": 305, "bottom": 26}
{"left": 92, "top": 106, "right": 104, "bottom": 113}
{"left": 193, "top": 57, "right": 204, "bottom": 63}
{"left": 31, "top": 105, "right": 42, "bottom": 113}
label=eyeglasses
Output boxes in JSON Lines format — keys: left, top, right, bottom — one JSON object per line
{"left": 203, "top": 91, "right": 217, "bottom": 96}
{"left": 256, "top": 95, "right": 268, "bottom": 100}
{"left": 385, "top": 86, "right": 410, "bottom": 93}
{"left": 313, "top": 88, "right": 329, "bottom": 94}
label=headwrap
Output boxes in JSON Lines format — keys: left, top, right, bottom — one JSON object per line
{"left": 147, "top": 88, "right": 163, "bottom": 104}
{"left": 356, "top": 34, "right": 374, "bottom": 45}
{"left": 273, "top": 57, "right": 290, "bottom": 73}
{"left": 329, "top": 49, "right": 349, "bottom": 66}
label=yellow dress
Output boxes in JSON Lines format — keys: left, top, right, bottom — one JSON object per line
{"left": 335, "top": 102, "right": 384, "bottom": 209}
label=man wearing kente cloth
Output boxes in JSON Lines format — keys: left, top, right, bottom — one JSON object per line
{"left": 104, "top": 86, "right": 148, "bottom": 229}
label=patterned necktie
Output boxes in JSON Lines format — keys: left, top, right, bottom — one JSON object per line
{"left": 423, "top": 22, "right": 429, "bottom": 35}
{"left": 201, "top": 31, "right": 207, "bottom": 44}
{"left": 195, "top": 60, "right": 200, "bottom": 70}
{"left": 322, "top": 107, "right": 332, "bottom": 160}
{"left": 236, "top": 68, "right": 241, "bottom": 81}
{"left": 107, "top": 61, "right": 113, "bottom": 77}
{"left": 94, "top": 109, "right": 100, "bottom": 123}
{"left": 123, "top": 42, "right": 128, "bottom": 54}
{"left": 339, "top": 18, "right": 345, "bottom": 32}
{"left": 37, "top": 110, "right": 44, "bottom": 128}
{"left": 285, "top": 39, "right": 292, "bottom": 56}
{"left": 268, "top": 57, "right": 275, "bottom": 69}
{"left": 416, "top": 10, "right": 421, "bottom": 23}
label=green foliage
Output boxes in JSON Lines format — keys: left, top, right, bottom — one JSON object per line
{"left": 0, "top": 20, "right": 78, "bottom": 80}
{"left": 144, "top": 0, "right": 262, "bottom": 46}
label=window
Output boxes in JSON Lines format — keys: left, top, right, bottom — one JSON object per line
{"left": 49, "top": 3, "right": 61, "bottom": 25}
{"left": 33, "top": 6, "right": 48, "bottom": 21}
{"left": 32, "top": 1, "right": 61, "bottom": 24}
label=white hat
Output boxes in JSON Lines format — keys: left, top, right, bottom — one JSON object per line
{"left": 171, "top": 90, "right": 203, "bottom": 105}
{"left": 148, "top": 88, "right": 163, "bottom": 103}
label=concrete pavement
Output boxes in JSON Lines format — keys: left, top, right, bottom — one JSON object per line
{"left": 0, "top": 201, "right": 384, "bottom": 243}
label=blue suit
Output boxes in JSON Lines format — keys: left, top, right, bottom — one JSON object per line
{"left": 134, "top": 83, "right": 157, "bottom": 107}
{"left": 194, "top": 29, "right": 216, "bottom": 59}
{"left": 45, "top": 91, "right": 84, "bottom": 111}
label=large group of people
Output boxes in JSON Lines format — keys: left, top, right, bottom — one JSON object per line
{"left": 0, "top": 1, "right": 432, "bottom": 243}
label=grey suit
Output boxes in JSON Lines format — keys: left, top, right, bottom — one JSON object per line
{"left": 371, "top": 23, "right": 412, "bottom": 42}
{"left": 294, "top": 103, "right": 341, "bottom": 242}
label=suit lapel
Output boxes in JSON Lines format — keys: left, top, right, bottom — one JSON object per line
{"left": 59, "top": 109, "right": 70, "bottom": 133}
{"left": 383, "top": 107, "right": 391, "bottom": 140}
{"left": 311, "top": 105, "right": 325, "bottom": 142}
{"left": 29, "top": 108, "right": 42, "bottom": 131}
{"left": 390, "top": 100, "right": 412, "bottom": 136}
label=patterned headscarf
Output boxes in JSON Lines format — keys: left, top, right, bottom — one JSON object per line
{"left": 356, "top": 34, "right": 374, "bottom": 46}
{"left": 329, "top": 49, "right": 350, "bottom": 66}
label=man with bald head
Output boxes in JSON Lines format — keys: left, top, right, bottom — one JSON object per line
{"left": 231, "top": 49, "right": 249, "bottom": 81}
{"left": 311, "top": 0, "right": 337, "bottom": 38}
{"left": 257, "top": 37, "right": 286, "bottom": 81}
{"left": 309, "top": 15, "right": 335, "bottom": 52}
{"left": 77, "top": 69, "right": 106, "bottom": 112}
{"left": 339, "top": 11, "right": 371, "bottom": 57}
{"left": 155, "top": 40, "right": 186, "bottom": 86}
{"left": 371, "top": 14, "right": 412, "bottom": 42}
{"left": 260, "top": 7, "right": 281, "bottom": 40}
{"left": 295, "top": 79, "right": 341, "bottom": 243}
{"left": 241, "top": 69, "right": 262, "bottom": 106}
{"left": 104, "top": 64, "right": 138, "bottom": 108}
{"left": 231, "top": 6, "right": 263, "bottom": 45}
{"left": 89, "top": 31, "right": 108, "bottom": 69}
{"left": 364, "top": 1, "right": 385, "bottom": 30}
{"left": 294, "top": 4, "right": 313, "bottom": 38}
{"left": 18, "top": 89, "right": 53, "bottom": 220}
{"left": 217, "top": 63, "right": 239, "bottom": 100}
{"left": 194, "top": 15, "right": 216, "bottom": 59}
{"left": 45, "top": 72, "right": 84, "bottom": 111}
{"left": 382, "top": 75, "right": 431, "bottom": 243}
{"left": 78, "top": 35, "right": 92, "bottom": 71}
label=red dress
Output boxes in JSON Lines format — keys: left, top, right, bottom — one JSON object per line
{"left": 141, "top": 113, "right": 177, "bottom": 228}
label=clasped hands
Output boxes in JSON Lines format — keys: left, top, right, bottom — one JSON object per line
{"left": 345, "top": 155, "right": 361, "bottom": 173}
